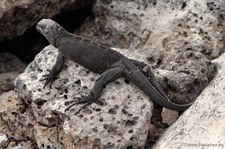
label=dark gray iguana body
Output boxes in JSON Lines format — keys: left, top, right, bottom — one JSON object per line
{"left": 36, "top": 19, "right": 194, "bottom": 111}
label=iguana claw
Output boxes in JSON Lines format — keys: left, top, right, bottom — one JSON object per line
{"left": 40, "top": 72, "right": 56, "bottom": 89}
{"left": 64, "top": 95, "right": 104, "bottom": 114}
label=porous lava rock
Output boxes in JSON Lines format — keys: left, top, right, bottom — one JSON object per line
{"left": 153, "top": 52, "right": 225, "bottom": 149}
{"left": 78, "top": 0, "right": 220, "bottom": 104}
{"left": 15, "top": 45, "right": 153, "bottom": 148}
{"left": 0, "top": 0, "right": 86, "bottom": 40}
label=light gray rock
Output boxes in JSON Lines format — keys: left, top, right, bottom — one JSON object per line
{"left": 0, "top": 0, "right": 79, "bottom": 40}
{"left": 0, "top": 71, "right": 21, "bottom": 95}
{"left": 0, "top": 90, "right": 35, "bottom": 144}
{"left": 153, "top": 52, "right": 225, "bottom": 149}
{"left": 79, "top": 0, "right": 225, "bottom": 59}
{"left": 161, "top": 109, "right": 179, "bottom": 125}
{"left": 0, "top": 133, "right": 8, "bottom": 148}
{"left": 78, "top": 0, "right": 221, "bottom": 104}
{"left": 7, "top": 140, "right": 33, "bottom": 149}
{"left": 33, "top": 124, "right": 64, "bottom": 149}
{"left": 15, "top": 45, "right": 153, "bottom": 148}
{"left": 0, "top": 90, "right": 66, "bottom": 149}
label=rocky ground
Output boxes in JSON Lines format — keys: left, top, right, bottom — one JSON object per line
{"left": 0, "top": 0, "right": 224, "bottom": 148}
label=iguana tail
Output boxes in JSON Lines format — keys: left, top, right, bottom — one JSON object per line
{"left": 123, "top": 59, "right": 194, "bottom": 111}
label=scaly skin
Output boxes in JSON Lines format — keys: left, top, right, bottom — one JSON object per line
{"left": 36, "top": 19, "right": 194, "bottom": 111}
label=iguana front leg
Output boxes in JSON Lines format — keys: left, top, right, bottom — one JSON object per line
{"left": 65, "top": 64, "right": 123, "bottom": 112}
{"left": 41, "top": 50, "right": 64, "bottom": 88}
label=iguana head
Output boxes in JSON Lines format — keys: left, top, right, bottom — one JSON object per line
{"left": 36, "top": 19, "right": 66, "bottom": 47}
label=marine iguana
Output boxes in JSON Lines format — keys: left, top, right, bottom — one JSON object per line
{"left": 36, "top": 19, "right": 194, "bottom": 111}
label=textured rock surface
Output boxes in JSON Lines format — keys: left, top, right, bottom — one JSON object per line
{"left": 1, "top": 0, "right": 224, "bottom": 147}
{"left": 78, "top": 0, "right": 221, "bottom": 104}
{"left": 0, "top": 71, "right": 21, "bottom": 95}
{"left": 0, "top": 133, "right": 8, "bottom": 148}
{"left": 161, "top": 109, "right": 179, "bottom": 125}
{"left": 0, "top": 52, "right": 26, "bottom": 73}
{"left": 0, "top": 0, "right": 80, "bottom": 41}
{"left": 0, "top": 90, "right": 69, "bottom": 148}
{"left": 0, "top": 90, "right": 35, "bottom": 148}
{"left": 153, "top": 53, "right": 225, "bottom": 149}
{"left": 79, "top": 0, "right": 225, "bottom": 58}
{"left": 7, "top": 141, "right": 34, "bottom": 149}
{"left": 15, "top": 45, "right": 153, "bottom": 148}
{"left": 0, "top": 52, "right": 26, "bottom": 95}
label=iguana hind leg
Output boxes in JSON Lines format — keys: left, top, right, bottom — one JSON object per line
{"left": 130, "top": 59, "right": 169, "bottom": 99}
{"left": 79, "top": 66, "right": 123, "bottom": 103}
{"left": 65, "top": 64, "right": 123, "bottom": 112}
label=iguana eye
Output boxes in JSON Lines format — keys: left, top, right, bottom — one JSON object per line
{"left": 57, "top": 25, "right": 64, "bottom": 32}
